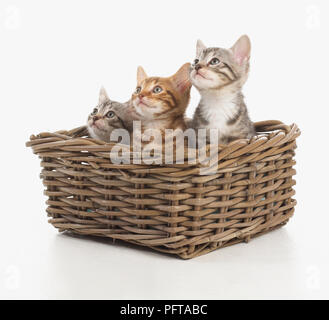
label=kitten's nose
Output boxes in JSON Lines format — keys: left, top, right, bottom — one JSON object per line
{"left": 93, "top": 115, "right": 100, "bottom": 121}
{"left": 195, "top": 64, "right": 202, "bottom": 71}
{"left": 138, "top": 94, "right": 144, "bottom": 99}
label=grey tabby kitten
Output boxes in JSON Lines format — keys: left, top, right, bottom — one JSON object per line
{"left": 190, "top": 35, "right": 255, "bottom": 144}
{"left": 87, "top": 87, "right": 136, "bottom": 142}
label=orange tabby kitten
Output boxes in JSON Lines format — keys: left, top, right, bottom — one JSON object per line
{"left": 131, "top": 63, "right": 192, "bottom": 153}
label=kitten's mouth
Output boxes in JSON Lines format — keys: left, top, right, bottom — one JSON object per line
{"left": 195, "top": 71, "right": 209, "bottom": 80}
{"left": 92, "top": 122, "right": 106, "bottom": 131}
{"left": 137, "top": 100, "right": 149, "bottom": 107}
{"left": 134, "top": 99, "right": 150, "bottom": 113}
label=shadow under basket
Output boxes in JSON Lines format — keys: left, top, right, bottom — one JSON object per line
{"left": 26, "top": 120, "right": 300, "bottom": 259}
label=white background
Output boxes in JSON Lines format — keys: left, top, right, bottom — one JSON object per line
{"left": 0, "top": 0, "right": 328, "bottom": 299}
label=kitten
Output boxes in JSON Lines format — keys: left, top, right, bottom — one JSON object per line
{"left": 87, "top": 87, "right": 136, "bottom": 143}
{"left": 131, "top": 63, "right": 192, "bottom": 149}
{"left": 190, "top": 35, "right": 255, "bottom": 144}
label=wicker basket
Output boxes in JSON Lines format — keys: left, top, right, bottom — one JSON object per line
{"left": 26, "top": 120, "right": 300, "bottom": 259}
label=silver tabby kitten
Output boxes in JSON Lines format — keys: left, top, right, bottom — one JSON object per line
{"left": 190, "top": 35, "right": 255, "bottom": 144}
{"left": 87, "top": 87, "right": 135, "bottom": 142}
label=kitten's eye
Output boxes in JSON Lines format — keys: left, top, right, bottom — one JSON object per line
{"left": 91, "top": 108, "right": 98, "bottom": 115}
{"left": 210, "top": 58, "right": 220, "bottom": 65}
{"left": 193, "top": 59, "right": 199, "bottom": 65}
{"left": 153, "top": 86, "right": 163, "bottom": 94}
{"left": 106, "top": 111, "right": 115, "bottom": 118}
{"left": 135, "top": 87, "right": 141, "bottom": 94}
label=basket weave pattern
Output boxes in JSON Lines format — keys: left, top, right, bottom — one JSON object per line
{"left": 27, "top": 120, "right": 300, "bottom": 259}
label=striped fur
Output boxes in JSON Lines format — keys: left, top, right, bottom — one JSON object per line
{"left": 131, "top": 63, "right": 192, "bottom": 149}
{"left": 87, "top": 87, "right": 137, "bottom": 143}
{"left": 190, "top": 35, "right": 255, "bottom": 144}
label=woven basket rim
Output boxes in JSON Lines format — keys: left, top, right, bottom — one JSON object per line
{"left": 26, "top": 120, "right": 300, "bottom": 156}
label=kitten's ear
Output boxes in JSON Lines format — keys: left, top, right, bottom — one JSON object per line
{"left": 171, "top": 63, "right": 192, "bottom": 93}
{"left": 231, "top": 35, "right": 251, "bottom": 66}
{"left": 99, "top": 86, "right": 110, "bottom": 104}
{"left": 137, "top": 66, "right": 148, "bottom": 85}
{"left": 196, "top": 39, "right": 206, "bottom": 56}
